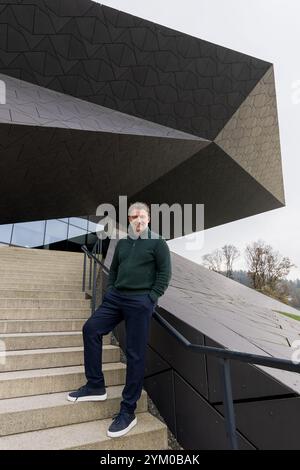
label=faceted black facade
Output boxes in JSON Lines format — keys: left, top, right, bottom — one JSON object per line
{"left": 0, "top": 0, "right": 284, "bottom": 233}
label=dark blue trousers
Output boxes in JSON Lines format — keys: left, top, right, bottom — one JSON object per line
{"left": 82, "top": 287, "right": 157, "bottom": 414}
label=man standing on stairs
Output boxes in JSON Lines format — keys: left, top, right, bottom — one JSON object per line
{"left": 67, "top": 201, "right": 172, "bottom": 438}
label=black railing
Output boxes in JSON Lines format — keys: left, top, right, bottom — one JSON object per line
{"left": 81, "top": 239, "right": 108, "bottom": 313}
{"left": 80, "top": 243, "right": 300, "bottom": 450}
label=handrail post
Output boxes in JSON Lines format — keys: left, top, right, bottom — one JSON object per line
{"left": 82, "top": 251, "right": 87, "bottom": 292}
{"left": 80, "top": 243, "right": 109, "bottom": 316}
{"left": 91, "top": 257, "right": 97, "bottom": 314}
{"left": 88, "top": 256, "right": 92, "bottom": 290}
{"left": 219, "top": 358, "right": 238, "bottom": 450}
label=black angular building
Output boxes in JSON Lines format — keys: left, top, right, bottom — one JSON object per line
{"left": 0, "top": 0, "right": 284, "bottom": 232}
{"left": 0, "top": 0, "right": 297, "bottom": 451}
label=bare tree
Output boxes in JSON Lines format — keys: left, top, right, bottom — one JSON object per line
{"left": 245, "top": 240, "right": 295, "bottom": 300}
{"left": 202, "top": 249, "right": 223, "bottom": 273}
{"left": 222, "top": 244, "right": 240, "bottom": 278}
{"left": 202, "top": 245, "right": 240, "bottom": 275}
{"left": 245, "top": 239, "right": 267, "bottom": 290}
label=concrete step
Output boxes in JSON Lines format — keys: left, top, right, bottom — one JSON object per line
{"left": 0, "top": 319, "right": 87, "bottom": 333}
{"left": 0, "top": 262, "right": 83, "bottom": 269}
{"left": 0, "top": 385, "right": 147, "bottom": 436}
{"left": 0, "top": 298, "right": 91, "bottom": 308}
{"left": 0, "top": 263, "right": 83, "bottom": 270}
{"left": 0, "top": 345, "right": 119, "bottom": 372}
{"left": 0, "top": 331, "right": 103, "bottom": 350}
{"left": 0, "top": 289, "right": 87, "bottom": 299}
{"left": 0, "top": 412, "right": 168, "bottom": 450}
{"left": 0, "top": 269, "right": 84, "bottom": 278}
{"left": 0, "top": 363, "right": 126, "bottom": 399}
{"left": 0, "top": 273, "right": 84, "bottom": 281}
{"left": 0, "top": 253, "right": 83, "bottom": 259}
{"left": 0, "top": 260, "right": 84, "bottom": 267}
{"left": 0, "top": 282, "right": 83, "bottom": 290}
{"left": 0, "top": 308, "right": 91, "bottom": 320}
{"left": 0, "top": 257, "right": 84, "bottom": 264}
{"left": 0, "top": 246, "right": 84, "bottom": 258}
{"left": 0, "top": 250, "right": 84, "bottom": 263}
{"left": 0, "top": 261, "right": 84, "bottom": 268}
{"left": 0, "top": 328, "right": 110, "bottom": 344}
{"left": 0, "top": 260, "right": 84, "bottom": 268}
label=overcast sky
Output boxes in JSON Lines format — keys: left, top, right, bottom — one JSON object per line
{"left": 95, "top": 0, "right": 300, "bottom": 279}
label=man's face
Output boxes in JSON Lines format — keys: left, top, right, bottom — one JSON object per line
{"left": 128, "top": 208, "right": 150, "bottom": 234}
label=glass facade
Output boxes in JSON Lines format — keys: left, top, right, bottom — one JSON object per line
{"left": 0, "top": 216, "right": 104, "bottom": 253}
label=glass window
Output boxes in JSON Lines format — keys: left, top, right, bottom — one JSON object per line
{"left": 68, "top": 224, "right": 87, "bottom": 247}
{"left": 69, "top": 217, "right": 88, "bottom": 230}
{"left": 68, "top": 225, "right": 87, "bottom": 240}
{"left": 11, "top": 221, "right": 45, "bottom": 247}
{"left": 88, "top": 218, "right": 104, "bottom": 234}
{"left": 0, "top": 224, "right": 13, "bottom": 244}
{"left": 44, "top": 220, "right": 68, "bottom": 245}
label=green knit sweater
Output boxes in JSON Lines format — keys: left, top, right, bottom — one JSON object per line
{"left": 107, "top": 226, "right": 172, "bottom": 302}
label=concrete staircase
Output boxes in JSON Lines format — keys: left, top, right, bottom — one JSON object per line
{"left": 0, "top": 246, "right": 168, "bottom": 450}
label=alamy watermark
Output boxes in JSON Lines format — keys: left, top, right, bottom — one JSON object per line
{"left": 94, "top": 196, "right": 205, "bottom": 251}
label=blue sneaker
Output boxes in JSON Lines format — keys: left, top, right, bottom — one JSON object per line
{"left": 107, "top": 411, "right": 137, "bottom": 438}
{"left": 67, "top": 384, "right": 107, "bottom": 402}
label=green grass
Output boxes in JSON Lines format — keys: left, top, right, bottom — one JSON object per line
{"left": 273, "top": 310, "right": 300, "bottom": 322}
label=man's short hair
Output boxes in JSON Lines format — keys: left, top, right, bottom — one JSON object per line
{"left": 128, "top": 201, "right": 150, "bottom": 218}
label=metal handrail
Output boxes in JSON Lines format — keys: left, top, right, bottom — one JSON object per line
{"left": 81, "top": 240, "right": 109, "bottom": 313}
{"left": 80, "top": 242, "right": 300, "bottom": 450}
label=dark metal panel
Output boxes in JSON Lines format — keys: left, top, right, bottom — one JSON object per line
{"left": 174, "top": 371, "right": 255, "bottom": 450}
{"left": 144, "top": 344, "right": 171, "bottom": 378}
{"left": 205, "top": 337, "right": 293, "bottom": 403}
{"left": 144, "top": 369, "right": 176, "bottom": 437}
{"left": 216, "top": 397, "right": 300, "bottom": 449}
{"left": 149, "top": 307, "right": 208, "bottom": 399}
